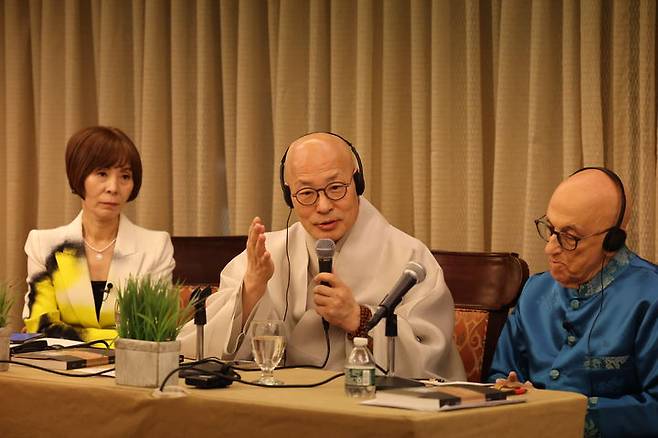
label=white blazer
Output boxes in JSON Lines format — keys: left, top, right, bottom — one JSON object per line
{"left": 23, "top": 211, "right": 174, "bottom": 340}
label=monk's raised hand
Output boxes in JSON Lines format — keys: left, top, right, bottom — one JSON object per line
{"left": 243, "top": 217, "right": 274, "bottom": 303}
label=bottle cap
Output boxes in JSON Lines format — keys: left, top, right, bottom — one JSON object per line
{"left": 353, "top": 337, "right": 368, "bottom": 346}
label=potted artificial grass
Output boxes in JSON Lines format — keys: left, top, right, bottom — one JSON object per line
{"left": 0, "top": 283, "right": 14, "bottom": 371}
{"left": 114, "top": 276, "right": 193, "bottom": 388}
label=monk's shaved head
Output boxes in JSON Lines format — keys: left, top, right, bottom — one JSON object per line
{"left": 283, "top": 132, "right": 360, "bottom": 242}
{"left": 284, "top": 133, "right": 354, "bottom": 188}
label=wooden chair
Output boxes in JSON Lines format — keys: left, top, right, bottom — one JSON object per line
{"left": 171, "top": 236, "right": 247, "bottom": 303}
{"left": 432, "top": 250, "right": 529, "bottom": 382}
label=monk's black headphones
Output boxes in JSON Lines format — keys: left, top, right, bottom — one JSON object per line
{"left": 279, "top": 132, "right": 365, "bottom": 208}
{"left": 570, "top": 166, "right": 627, "bottom": 252}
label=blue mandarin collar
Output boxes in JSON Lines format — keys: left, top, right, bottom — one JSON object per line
{"left": 573, "top": 246, "right": 632, "bottom": 298}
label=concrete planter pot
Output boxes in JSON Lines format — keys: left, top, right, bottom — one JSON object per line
{"left": 115, "top": 338, "right": 180, "bottom": 388}
{"left": 0, "top": 327, "right": 10, "bottom": 371}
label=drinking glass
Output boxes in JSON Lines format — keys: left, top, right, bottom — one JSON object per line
{"left": 250, "top": 320, "right": 286, "bottom": 385}
{"left": 113, "top": 299, "right": 122, "bottom": 340}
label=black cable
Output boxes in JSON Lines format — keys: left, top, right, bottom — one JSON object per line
{"left": 319, "top": 325, "right": 331, "bottom": 368}
{"left": 277, "top": 327, "right": 330, "bottom": 370}
{"left": 7, "top": 339, "right": 114, "bottom": 377}
{"left": 281, "top": 208, "right": 293, "bottom": 368}
{"left": 233, "top": 371, "right": 344, "bottom": 388}
{"left": 233, "top": 349, "right": 386, "bottom": 374}
{"left": 159, "top": 357, "right": 344, "bottom": 392}
{"left": 47, "top": 339, "right": 111, "bottom": 350}
{"left": 160, "top": 358, "right": 230, "bottom": 391}
{"left": 282, "top": 208, "right": 293, "bottom": 323}
{"left": 160, "top": 364, "right": 241, "bottom": 391}
{"left": 0, "top": 359, "right": 115, "bottom": 377}
{"left": 280, "top": 207, "right": 331, "bottom": 369}
{"left": 11, "top": 339, "right": 112, "bottom": 355}
{"left": 178, "top": 356, "right": 334, "bottom": 372}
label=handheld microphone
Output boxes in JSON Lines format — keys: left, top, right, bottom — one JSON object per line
{"left": 192, "top": 286, "right": 213, "bottom": 325}
{"left": 365, "top": 261, "right": 426, "bottom": 331}
{"left": 315, "top": 239, "right": 335, "bottom": 332}
{"left": 316, "top": 239, "right": 335, "bottom": 284}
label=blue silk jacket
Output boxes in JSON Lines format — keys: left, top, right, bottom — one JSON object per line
{"left": 488, "top": 247, "right": 658, "bottom": 437}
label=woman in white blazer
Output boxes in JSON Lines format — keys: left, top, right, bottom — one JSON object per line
{"left": 23, "top": 126, "right": 175, "bottom": 344}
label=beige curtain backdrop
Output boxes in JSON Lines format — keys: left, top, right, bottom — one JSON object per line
{"left": 0, "top": 0, "right": 656, "bottom": 330}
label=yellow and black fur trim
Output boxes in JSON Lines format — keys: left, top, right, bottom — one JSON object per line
{"left": 26, "top": 241, "right": 85, "bottom": 341}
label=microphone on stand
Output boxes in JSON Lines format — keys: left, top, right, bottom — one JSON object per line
{"left": 315, "top": 239, "right": 336, "bottom": 332}
{"left": 179, "top": 285, "right": 214, "bottom": 378}
{"left": 367, "top": 261, "right": 427, "bottom": 390}
{"left": 365, "top": 261, "right": 426, "bottom": 332}
{"left": 192, "top": 286, "right": 213, "bottom": 360}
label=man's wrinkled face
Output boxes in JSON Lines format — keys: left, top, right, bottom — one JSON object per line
{"left": 284, "top": 135, "right": 360, "bottom": 242}
{"left": 542, "top": 212, "right": 608, "bottom": 289}
{"left": 542, "top": 174, "right": 621, "bottom": 289}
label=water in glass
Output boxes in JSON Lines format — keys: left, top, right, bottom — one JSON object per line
{"left": 252, "top": 335, "right": 285, "bottom": 371}
{"left": 250, "top": 320, "right": 286, "bottom": 385}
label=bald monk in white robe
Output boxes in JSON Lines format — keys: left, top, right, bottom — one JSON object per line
{"left": 179, "top": 132, "right": 465, "bottom": 380}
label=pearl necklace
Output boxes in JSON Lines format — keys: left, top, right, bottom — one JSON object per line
{"left": 84, "top": 238, "right": 117, "bottom": 260}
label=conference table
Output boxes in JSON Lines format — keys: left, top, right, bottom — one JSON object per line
{"left": 0, "top": 365, "right": 587, "bottom": 438}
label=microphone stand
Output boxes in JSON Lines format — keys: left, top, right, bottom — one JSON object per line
{"left": 193, "top": 286, "right": 213, "bottom": 360}
{"left": 375, "top": 308, "right": 424, "bottom": 390}
{"left": 180, "top": 286, "right": 218, "bottom": 378}
{"left": 196, "top": 325, "right": 204, "bottom": 361}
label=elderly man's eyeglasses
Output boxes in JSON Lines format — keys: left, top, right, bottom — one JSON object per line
{"left": 534, "top": 215, "right": 609, "bottom": 251}
{"left": 292, "top": 181, "right": 352, "bottom": 206}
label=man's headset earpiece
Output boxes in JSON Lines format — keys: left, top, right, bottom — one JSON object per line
{"left": 279, "top": 132, "right": 365, "bottom": 208}
{"left": 570, "top": 166, "right": 627, "bottom": 252}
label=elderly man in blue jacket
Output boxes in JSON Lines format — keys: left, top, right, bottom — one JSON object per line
{"left": 489, "top": 167, "right": 658, "bottom": 437}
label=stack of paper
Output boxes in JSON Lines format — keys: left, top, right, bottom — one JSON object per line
{"left": 13, "top": 348, "right": 115, "bottom": 371}
{"left": 362, "top": 383, "right": 526, "bottom": 411}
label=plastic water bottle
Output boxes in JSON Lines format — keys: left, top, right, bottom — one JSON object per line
{"left": 344, "top": 337, "right": 376, "bottom": 398}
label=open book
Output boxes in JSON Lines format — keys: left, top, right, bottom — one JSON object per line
{"left": 12, "top": 348, "right": 115, "bottom": 371}
{"left": 362, "top": 383, "right": 526, "bottom": 411}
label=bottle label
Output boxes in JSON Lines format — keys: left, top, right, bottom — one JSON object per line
{"left": 345, "top": 367, "right": 375, "bottom": 386}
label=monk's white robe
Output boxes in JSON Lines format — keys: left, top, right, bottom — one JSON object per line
{"left": 180, "top": 199, "right": 465, "bottom": 380}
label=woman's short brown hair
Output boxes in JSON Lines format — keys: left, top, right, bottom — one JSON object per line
{"left": 65, "top": 126, "right": 142, "bottom": 201}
